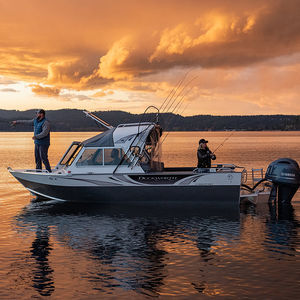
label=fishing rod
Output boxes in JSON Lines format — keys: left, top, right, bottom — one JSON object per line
{"left": 113, "top": 106, "right": 160, "bottom": 174}
{"left": 159, "top": 70, "right": 190, "bottom": 112}
{"left": 178, "top": 102, "right": 190, "bottom": 116}
{"left": 161, "top": 86, "right": 193, "bottom": 136}
{"left": 160, "top": 87, "right": 194, "bottom": 145}
{"left": 169, "top": 84, "right": 195, "bottom": 115}
{"left": 162, "top": 75, "right": 198, "bottom": 115}
{"left": 212, "top": 130, "right": 235, "bottom": 154}
{"left": 160, "top": 76, "right": 199, "bottom": 145}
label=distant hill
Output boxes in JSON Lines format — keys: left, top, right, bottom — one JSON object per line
{"left": 0, "top": 109, "right": 299, "bottom": 131}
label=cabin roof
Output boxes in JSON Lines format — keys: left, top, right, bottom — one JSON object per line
{"left": 82, "top": 128, "right": 115, "bottom": 147}
{"left": 82, "top": 123, "right": 157, "bottom": 148}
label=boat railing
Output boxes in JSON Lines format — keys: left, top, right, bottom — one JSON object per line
{"left": 25, "top": 169, "right": 51, "bottom": 173}
{"left": 251, "top": 168, "right": 264, "bottom": 186}
{"left": 211, "top": 163, "right": 236, "bottom": 169}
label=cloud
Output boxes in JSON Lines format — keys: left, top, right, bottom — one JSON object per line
{"left": 0, "top": 0, "right": 298, "bottom": 88}
{"left": 59, "top": 93, "right": 94, "bottom": 102}
{"left": 0, "top": 76, "right": 17, "bottom": 85}
{"left": 92, "top": 90, "right": 114, "bottom": 98}
{"left": 96, "top": 36, "right": 133, "bottom": 80}
{"left": 31, "top": 84, "right": 60, "bottom": 97}
{"left": 0, "top": 88, "right": 18, "bottom": 92}
{"left": 0, "top": 0, "right": 299, "bottom": 114}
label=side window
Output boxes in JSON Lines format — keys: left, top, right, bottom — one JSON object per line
{"left": 104, "top": 148, "right": 121, "bottom": 165}
{"left": 103, "top": 148, "right": 129, "bottom": 165}
{"left": 76, "top": 149, "right": 103, "bottom": 166}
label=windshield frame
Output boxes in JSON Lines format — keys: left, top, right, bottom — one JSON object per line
{"left": 58, "top": 142, "right": 83, "bottom": 166}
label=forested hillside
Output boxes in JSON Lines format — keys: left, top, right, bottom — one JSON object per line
{"left": 0, "top": 109, "right": 299, "bottom": 131}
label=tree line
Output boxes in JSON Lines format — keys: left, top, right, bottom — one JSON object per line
{"left": 0, "top": 109, "right": 299, "bottom": 131}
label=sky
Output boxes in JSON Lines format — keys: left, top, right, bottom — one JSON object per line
{"left": 0, "top": 0, "right": 300, "bottom": 115}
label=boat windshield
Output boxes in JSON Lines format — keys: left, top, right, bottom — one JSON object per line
{"left": 59, "top": 142, "right": 82, "bottom": 166}
{"left": 76, "top": 148, "right": 129, "bottom": 166}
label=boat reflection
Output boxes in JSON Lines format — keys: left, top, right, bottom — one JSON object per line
{"left": 241, "top": 199, "right": 299, "bottom": 257}
{"left": 265, "top": 202, "right": 299, "bottom": 255}
{"left": 15, "top": 198, "right": 300, "bottom": 296}
{"left": 16, "top": 200, "right": 240, "bottom": 296}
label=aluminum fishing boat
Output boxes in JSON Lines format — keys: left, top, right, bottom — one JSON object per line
{"left": 9, "top": 111, "right": 246, "bottom": 204}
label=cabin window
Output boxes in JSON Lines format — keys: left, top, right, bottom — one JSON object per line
{"left": 104, "top": 148, "right": 123, "bottom": 165}
{"left": 59, "top": 142, "right": 82, "bottom": 166}
{"left": 76, "top": 148, "right": 129, "bottom": 166}
{"left": 76, "top": 149, "right": 103, "bottom": 166}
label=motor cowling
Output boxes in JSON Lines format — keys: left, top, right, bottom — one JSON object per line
{"left": 265, "top": 158, "right": 300, "bottom": 203}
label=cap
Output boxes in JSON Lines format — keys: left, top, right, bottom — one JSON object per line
{"left": 36, "top": 109, "right": 45, "bottom": 115}
{"left": 199, "top": 138, "right": 208, "bottom": 144}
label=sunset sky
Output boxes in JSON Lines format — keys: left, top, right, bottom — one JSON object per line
{"left": 0, "top": 0, "right": 300, "bottom": 115}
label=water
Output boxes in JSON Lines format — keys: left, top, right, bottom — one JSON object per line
{"left": 0, "top": 131, "right": 299, "bottom": 299}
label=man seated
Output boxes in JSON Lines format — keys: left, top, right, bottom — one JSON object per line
{"left": 108, "top": 149, "right": 121, "bottom": 165}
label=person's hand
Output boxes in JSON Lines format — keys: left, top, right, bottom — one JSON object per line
{"left": 10, "top": 121, "right": 17, "bottom": 126}
{"left": 32, "top": 136, "right": 36, "bottom": 140}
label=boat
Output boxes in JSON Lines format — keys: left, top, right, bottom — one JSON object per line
{"left": 8, "top": 110, "right": 299, "bottom": 204}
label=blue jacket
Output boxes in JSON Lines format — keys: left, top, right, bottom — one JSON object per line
{"left": 34, "top": 118, "right": 50, "bottom": 145}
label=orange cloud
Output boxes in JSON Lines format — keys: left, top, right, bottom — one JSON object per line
{"left": 31, "top": 84, "right": 60, "bottom": 97}
{"left": 92, "top": 90, "right": 114, "bottom": 98}
{"left": 0, "top": 0, "right": 298, "bottom": 87}
{"left": 0, "top": 0, "right": 299, "bottom": 114}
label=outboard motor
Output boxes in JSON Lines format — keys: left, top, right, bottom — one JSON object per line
{"left": 265, "top": 158, "right": 300, "bottom": 204}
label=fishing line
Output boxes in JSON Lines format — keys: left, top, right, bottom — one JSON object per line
{"left": 212, "top": 130, "right": 235, "bottom": 154}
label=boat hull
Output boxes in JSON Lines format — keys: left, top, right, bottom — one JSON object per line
{"left": 9, "top": 170, "right": 241, "bottom": 204}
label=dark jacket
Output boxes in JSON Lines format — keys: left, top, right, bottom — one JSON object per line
{"left": 197, "top": 146, "right": 216, "bottom": 168}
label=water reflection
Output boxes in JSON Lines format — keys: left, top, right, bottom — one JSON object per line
{"left": 30, "top": 226, "right": 54, "bottom": 296}
{"left": 2, "top": 130, "right": 299, "bottom": 298}
{"left": 16, "top": 201, "right": 240, "bottom": 296}
{"left": 241, "top": 200, "right": 299, "bottom": 258}
{"left": 265, "top": 202, "right": 299, "bottom": 256}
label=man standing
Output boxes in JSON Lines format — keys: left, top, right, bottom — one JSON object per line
{"left": 12, "top": 109, "right": 51, "bottom": 172}
{"left": 197, "top": 138, "right": 216, "bottom": 168}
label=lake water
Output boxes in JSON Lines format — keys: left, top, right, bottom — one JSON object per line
{"left": 0, "top": 131, "right": 299, "bottom": 299}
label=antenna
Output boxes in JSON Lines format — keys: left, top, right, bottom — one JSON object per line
{"left": 83, "top": 110, "right": 113, "bottom": 130}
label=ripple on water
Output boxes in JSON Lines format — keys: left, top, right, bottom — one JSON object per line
{"left": 0, "top": 132, "right": 300, "bottom": 298}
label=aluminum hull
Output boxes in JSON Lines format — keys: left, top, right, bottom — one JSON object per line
{"left": 9, "top": 170, "right": 241, "bottom": 204}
